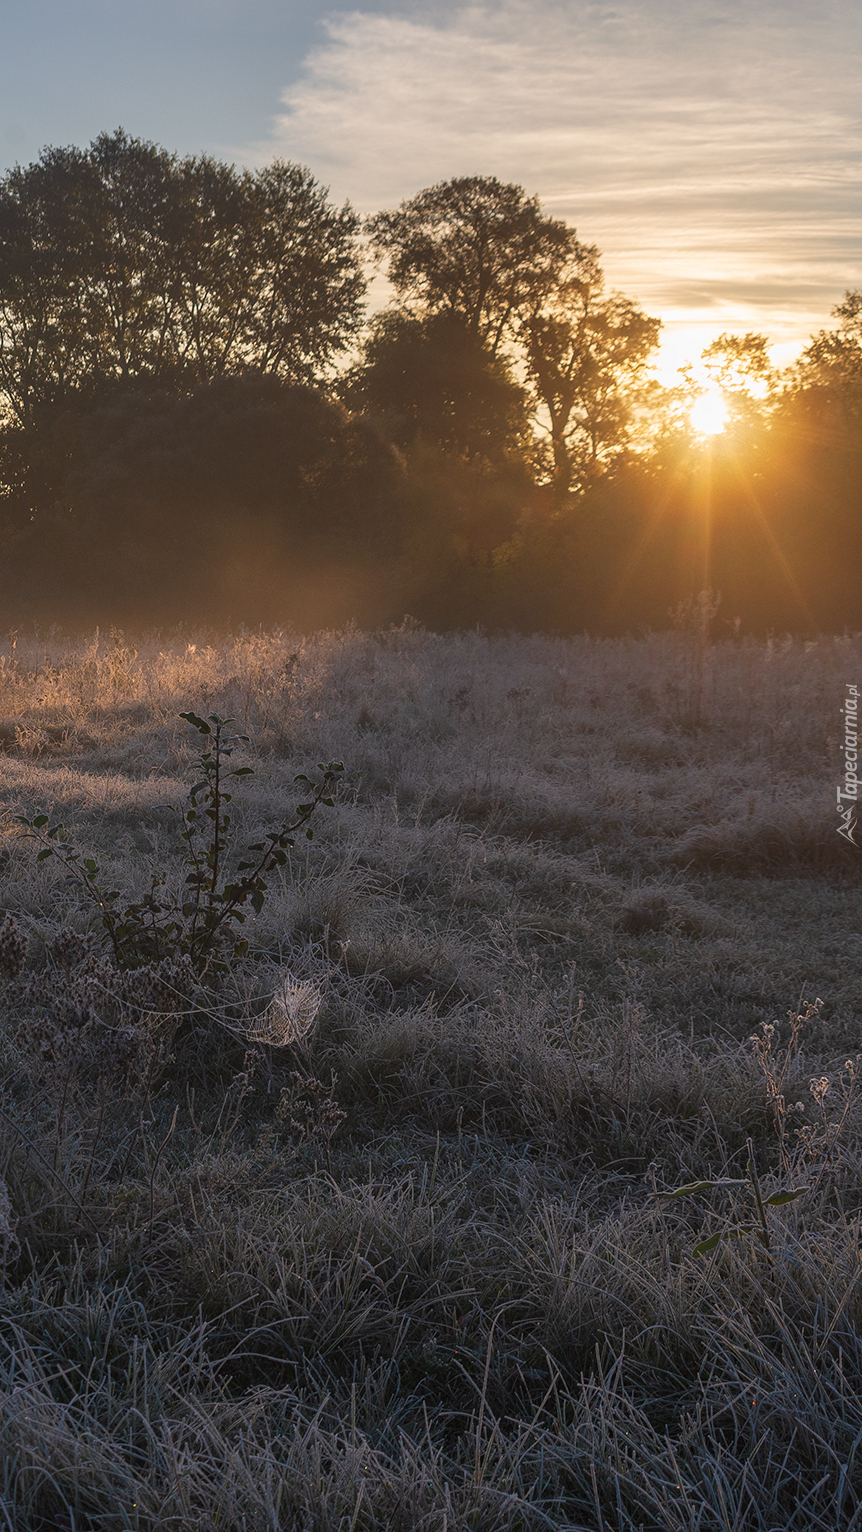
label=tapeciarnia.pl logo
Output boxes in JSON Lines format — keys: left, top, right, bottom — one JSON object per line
{"left": 837, "top": 683, "right": 859, "bottom": 845}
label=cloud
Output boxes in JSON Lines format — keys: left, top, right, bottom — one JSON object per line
{"left": 254, "top": 0, "right": 862, "bottom": 355}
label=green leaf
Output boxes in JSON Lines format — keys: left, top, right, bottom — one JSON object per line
{"left": 32, "top": 814, "right": 50, "bottom": 828}
{"left": 653, "top": 1179, "right": 748, "bottom": 1200}
{"left": 765, "top": 1188, "right": 808, "bottom": 1206}
{"left": 693, "top": 1231, "right": 725, "bottom": 1256}
{"left": 180, "top": 712, "right": 211, "bottom": 734}
{"left": 36, "top": 848, "right": 54, "bottom": 861}
{"left": 694, "top": 1225, "right": 753, "bottom": 1257}
{"left": 232, "top": 767, "right": 254, "bottom": 777}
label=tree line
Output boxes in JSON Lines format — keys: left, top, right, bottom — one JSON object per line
{"left": 0, "top": 129, "right": 859, "bottom": 633}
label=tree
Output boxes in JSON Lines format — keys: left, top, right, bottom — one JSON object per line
{"left": 366, "top": 176, "right": 575, "bottom": 356}
{"left": 0, "top": 143, "right": 101, "bottom": 422}
{"left": 700, "top": 332, "right": 774, "bottom": 395}
{"left": 520, "top": 249, "right": 660, "bottom": 499}
{"left": 698, "top": 332, "right": 777, "bottom": 436}
{"left": 364, "top": 176, "right": 660, "bottom": 504}
{"left": 0, "top": 376, "right": 406, "bottom": 628}
{"left": 168, "top": 155, "right": 365, "bottom": 387}
{"left": 0, "top": 130, "right": 365, "bottom": 424}
{"left": 341, "top": 309, "right": 532, "bottom": 465}
{"left": 789, "top": 290, "right": 862, "bottom": 429}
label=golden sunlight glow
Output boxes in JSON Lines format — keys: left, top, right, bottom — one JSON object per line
{"left": 655, "top": 327, "right": 720, "bottom": 386}
{"left": 690, "top": 388, "right": 728, "bottom": 436}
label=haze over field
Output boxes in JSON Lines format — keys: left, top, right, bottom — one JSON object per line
{"left": 2, "top": 0, "right": 860, "bottom": 373}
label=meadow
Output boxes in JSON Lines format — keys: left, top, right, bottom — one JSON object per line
{"left": 0, "top": 620, "right": 860, "bottom": 1530}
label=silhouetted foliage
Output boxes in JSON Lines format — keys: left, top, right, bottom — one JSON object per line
{"left": 1, "top": 132, "right": 861, "bottom": 638}
{"left": 366, "top": 176, "right": 574, "bottom": 355}
{"left": 520, "top": 248, "right": 661, "bottom": 499}
{"left": 0, "top": 377, "right": 406, "bottom": 628}
{"left": 786, "top": 290, "right": 862, "bottom": 437}
{"left": 341, "top": 309, "right": 532, "bottom": 466}
{"left": 0, "top": 130, "right": 365, "bottom": 424}
{"left": 365, "top": 177, "right": 660, "bottom": 507}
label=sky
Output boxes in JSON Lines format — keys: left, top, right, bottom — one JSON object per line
{"left": 1, "top": 0, "right": 859, "bottom": 377}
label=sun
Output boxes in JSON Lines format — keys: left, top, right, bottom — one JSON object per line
{"left": 690, "top": 388, "right": 728, "bottom": 437}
